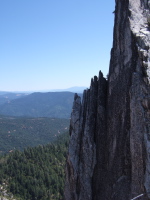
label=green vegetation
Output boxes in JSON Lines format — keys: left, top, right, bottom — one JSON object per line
{"left": 0, "top": 133, "right": 69, "bottom": 200}
{"left": 0, "top": 115, "right": 69, "bottom": 154}
{"left": 0, "top": 92, "right": 73, "bottom": 199}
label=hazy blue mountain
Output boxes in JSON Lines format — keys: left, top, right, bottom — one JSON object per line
{"left": 0, "top": 86, "right": 87, "bottom": 94}
{"left": 0, "top": 92, "right": 29, "bottom": 105}
{"left": 0, "top": 92, "right": 8, "bottom": 95}
{"left": 0, "top": 92, "right": 81, "bottom": 118}
{"left": 49, "top": 86, "right": 87, "bottom": 93}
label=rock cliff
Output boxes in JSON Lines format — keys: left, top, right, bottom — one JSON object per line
{"left": 65, "top": 0, "right": 150, "bottom": 199}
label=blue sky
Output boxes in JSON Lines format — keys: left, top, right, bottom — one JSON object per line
{"left": 0, "top": 0, "right": 115, "bottom": 91}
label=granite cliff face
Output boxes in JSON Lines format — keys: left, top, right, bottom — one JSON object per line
{"left": 65, "top": 0, "right": 150, "bottom": 199}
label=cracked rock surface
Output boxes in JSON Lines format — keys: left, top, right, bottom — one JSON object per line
{"left": 65, "top": 0, "right": 150, "bottom": 199}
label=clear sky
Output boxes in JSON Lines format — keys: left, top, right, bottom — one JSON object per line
{"left": 0, "top": 0, "right": 115, "bottom": 92}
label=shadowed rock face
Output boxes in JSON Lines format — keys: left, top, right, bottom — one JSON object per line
{"left": 65, "top": 0, "right": 150, "bottom": 199}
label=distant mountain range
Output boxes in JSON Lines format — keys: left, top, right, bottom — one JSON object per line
{"left": 0, "top": 86, "right": 87, "bottom": 95}
{"left": 0, "top": 92, "right": 29, "bottom": 105}
{"left": 0, "top": 91, "right": 83, "bottom": 118}
{"left": 49, "top": 86, "right": 87, "bottom": 93}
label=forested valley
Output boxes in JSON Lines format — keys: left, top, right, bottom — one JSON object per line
{"left": 0, "top": 115, "right": 69, "bottom": 154}
{"left": 0, "top": 91, "right": 73, "bottom": 199}
{"left": 0, "top": 132, "right": 69, "bottom": 200}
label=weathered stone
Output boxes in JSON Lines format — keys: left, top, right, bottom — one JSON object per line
{"left": 65, "top": 0, "right": 150, "bottom": 199}
{"left": 65, "top": 72, "right": 107, "bottom": 200}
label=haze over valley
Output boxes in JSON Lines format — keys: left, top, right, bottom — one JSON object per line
{"left": 0, "top": 0, "right": 115, "bottom": 199}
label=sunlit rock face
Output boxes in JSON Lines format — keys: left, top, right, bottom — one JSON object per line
{"left": 65, "top": 73, "right": 107, "bottom": 200}
{"left": 65, "top": 0, "right": 150, "bottom": 199}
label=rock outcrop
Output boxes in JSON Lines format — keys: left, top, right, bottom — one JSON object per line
{"left": 65, "top": 0, "right": 150, "bottom": 199}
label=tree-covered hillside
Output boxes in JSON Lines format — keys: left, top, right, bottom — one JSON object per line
{"left": 0, "top": 133, "right": 69, "bottom": 200}
{"left": 0, "top": 116, "right": 69, "bottom": 154}
{"left": 0, "top": 92, "right": 77, "bottom": 118}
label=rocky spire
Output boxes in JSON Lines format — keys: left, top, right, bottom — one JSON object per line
{"left": 65, "top": 72, "right": 107, "bottom": 200}
{"left": 65, "top": 0, "right": 150, "bottom": 199}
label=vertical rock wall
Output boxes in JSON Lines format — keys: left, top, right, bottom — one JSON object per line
{"left": 65, "top": 0, "right": 150, "bottom": 199}
{"left": 65, "top": 72, "right": 107, "bottom": 200}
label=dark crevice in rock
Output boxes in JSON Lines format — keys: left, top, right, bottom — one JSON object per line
{"left": 65, "top": 0, "right": 150, "bottom": 199}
